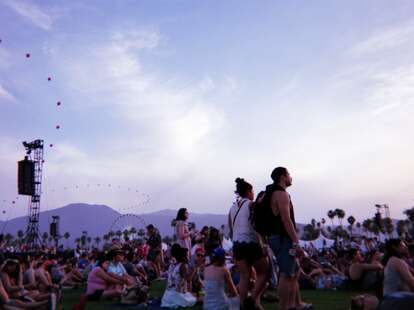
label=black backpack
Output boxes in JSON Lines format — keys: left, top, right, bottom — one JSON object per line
{"left": 250, "top": 185, "right": 276, "bottom": 237}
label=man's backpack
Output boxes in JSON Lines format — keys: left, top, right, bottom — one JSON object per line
{"left": 250, "top": 185, "right": 276, "bottom": 237}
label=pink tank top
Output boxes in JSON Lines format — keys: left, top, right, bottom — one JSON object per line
{"left": 86, "top": 267, "right": 107, "bottom": 295}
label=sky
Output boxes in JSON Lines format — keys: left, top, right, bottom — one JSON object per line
{"left": 1, "top": 0, "right": 414, "bottom": 224}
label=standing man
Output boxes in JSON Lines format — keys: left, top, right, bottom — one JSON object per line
{"left": 267, "top": 167, "right": 311, "bottom": 310}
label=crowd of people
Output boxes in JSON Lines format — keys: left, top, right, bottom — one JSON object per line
{"left": 1, "top": 167, "right": 414, "bottom": 309}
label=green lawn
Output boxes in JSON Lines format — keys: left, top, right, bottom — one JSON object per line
{"left": 62, "top": 281, "right": 358, "bottom": 310}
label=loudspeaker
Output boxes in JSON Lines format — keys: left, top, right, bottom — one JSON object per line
{"left": 18, "top": 159, "right": 35, "bottom": 196}
{"left": 50, "top": 223, "right": 57, "bottom": 237}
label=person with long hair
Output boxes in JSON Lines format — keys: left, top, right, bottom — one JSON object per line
{"left": 382, "top": 239, "right": 414, "bottom": 295}
{"left": 175, "top": 208, "right": 192, "bottom": 256}
{"left": 203, "top": 247, "right": 238, "bottom": 310}
{"left": 161, "top": 244, "right": 197, "bottom": 308}
{"left": 204, "top": 227, "right": 222, "bottom": 257}
{"left": 228, "top": 177, "right": 269, "bottom": 309}
{"left": 86, "top": 254, "right": 123, "bottom": 301}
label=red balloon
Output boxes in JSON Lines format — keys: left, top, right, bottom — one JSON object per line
{"left": 12, "top": 201, "right": 15, "bottom": 204}
{"left": 49, "top": 144, "right": 53, "bottom": 147}
{"left": 42, "top": 160, "right": 45, "bottom": 163}
{"left": 56, "top": 125, "right": 60, "bottom": 129}
{"left": 26, "top": 53, "right": 30, "bottom": 58}
{"left": 2, "top": 211, "right": 5, "bottom": 214}
{"left": 57, "top": 101, "right": 61, "bottom": 106}
{"left": 48, "top": 77, "right": 52, "bottom": 81}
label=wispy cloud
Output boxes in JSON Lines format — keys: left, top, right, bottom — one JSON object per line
{"left": 362, "top": 65, "right": 414, "bottom": 115}
{"left": 350, "top": 21, "right": 414, "bottom": 56}
{"left": 50, "top": 28, "right": 230, "bottom": 180}
{"left": 4, "top": 0, "right": 53, "bottom": 31}
{"left": 0, "top": 84, "right": 15, "bottom": 102}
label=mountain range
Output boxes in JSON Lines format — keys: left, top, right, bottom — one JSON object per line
{"left": 0, "top": 203, "right": 228, "bottom": 242}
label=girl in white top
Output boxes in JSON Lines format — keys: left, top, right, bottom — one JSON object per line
{"left": 228, "top": 178, "right": 269, "bottom": 310}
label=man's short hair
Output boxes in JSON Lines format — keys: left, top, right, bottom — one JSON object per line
{"left": 271, "top": 167, "right": 288, "bottom": 183}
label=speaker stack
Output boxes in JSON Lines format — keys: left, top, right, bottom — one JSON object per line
{"left": 17, "top": 157, "right": 35, "bottom": 196}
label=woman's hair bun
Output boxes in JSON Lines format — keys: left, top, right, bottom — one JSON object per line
{"left": 235, "top": 177, "right": 244, "bottom": 184}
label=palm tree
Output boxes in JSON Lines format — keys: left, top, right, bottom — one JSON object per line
{"left": 103, "top": 234, "right": 110, "bottom": 244}
{"left": 42, "top": 232, "right": 49, "bottom": 245}
{"left": 17, "top": 230, "right": 24, "bottom": 246}
{"left": 80, "top": 235, "right": 87, "bottom": 247}
{"left": 86, "top": 236, "right": 92, "bottom": 246}
{"left": 137, "top": 229, "right": 146, "bottom": 239}
{"left": 303, "top": 224, "right": 319, "bottom": 241}
{"left": 327, "top": 210, "right": 335, "bottom": 226}
{"left": 123, "top": 229, "right": 130, "bottom": 240}
{"left": 129, "top": 227, "right": 137, "bottom": 239}
{"left": 383, "top": 218, "right": 394, "bottom": 238}
{"left": 347, "top": 216, "right": 356, "bottom": 237}
{"left": 404, "top": 207, "right": 414, "bottom": 238}
{"left": 369, "top": 220, "right": 381, "bottom": 240}
{"left": 396, "top": 220, "right": 408, "bottom": 238}
{"left": 115, "top": 230, "right": 122, "bottom": 239}
{"left": 108, "top": 230, "right": 115, "bottom": 239}
{"left": 4, "top": 233, "right": 13, "bottom": 245}
{"left": 63, "top": 232, "right": 70, "bottom": 248}
{"left": 404, "top": 207, "right": 414, "bottom": 222}
{"left": 94, "top": 236, "right": 101, "bottom": 248}
{"left": 335, "top": 209, "right": 346, "bottom": 226}
{"left": 362, "top": 219, "right": 373, "bottom": 237}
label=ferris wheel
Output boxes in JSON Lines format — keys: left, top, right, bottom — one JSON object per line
{"left": 109, "top": 213, "right": 147, "bottom": 235}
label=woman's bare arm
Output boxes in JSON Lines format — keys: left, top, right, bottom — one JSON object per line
{"left": 224, "top": 268, "right": 238, "bottom": 297}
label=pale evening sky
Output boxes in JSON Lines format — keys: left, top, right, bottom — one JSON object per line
{"left": 1, "top": 0, "right": 414, "bottom": 224}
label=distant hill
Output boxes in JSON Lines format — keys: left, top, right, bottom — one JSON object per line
{"left": 3, "top": 203, "right": 402, "bottom": 244}
{"left": 1, "top": 203, "right": 228, "bottom": 242}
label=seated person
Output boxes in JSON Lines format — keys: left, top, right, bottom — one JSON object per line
{"left": 382, "top": 239, "right": 414, "bottom": 296}
{"left": 0, "top": 278, "right": 49, "bottom": 310}
{"left": 34, "top": 260, "right": 59, "bottom": 293}
{"left": 58, "top": 260, "right": 84, "bottom": 288}
{"left": 86, "top": 255, "right": 123, "bottom": 301}
{"left": 123, "top": 252, "right": 148, "bottom": 285}
{"left": 351, "top": 292, "right": 414, "bottom": 310}
{"left": 348, "top": 249, "right": 383, "bottom": 290}
{"left": 107, "top": 248, "right": 135, "bottom": 287}
{"left": 189, "top": 247, "right": 206, "bottom": 301}
{"left": 77, "top": 254, "right": 89, "bottom": 271}
{"left": 203, "top": 247, "right": 238, "bottom": 310}
{"left": 161, "top": 244, "right": 197, "bottom": 308}
{"left": 1, "top": 259, "right": 50, "bottom": 303}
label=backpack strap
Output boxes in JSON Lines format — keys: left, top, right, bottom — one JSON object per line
{"left": 232, "top": 198, "right": 248, "bottom": 229}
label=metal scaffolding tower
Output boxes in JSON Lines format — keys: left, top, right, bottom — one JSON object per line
{"left": 22, "top": 139, "right": 44, "bottom": 252}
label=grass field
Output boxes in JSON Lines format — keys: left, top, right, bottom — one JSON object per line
{"left": 61, "top": 281, "right": 359, "bottom": 310}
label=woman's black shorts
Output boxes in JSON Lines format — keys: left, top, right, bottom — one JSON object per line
{"left": 233, "top": 241, "right": 264, "bottom": 265}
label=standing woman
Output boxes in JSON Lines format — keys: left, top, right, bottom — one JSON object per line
{"left": 175, "top": 208, "right": 192, "bottom": 256}
{"left": 228, "top": 178, "right": 269, "bottom": 309}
